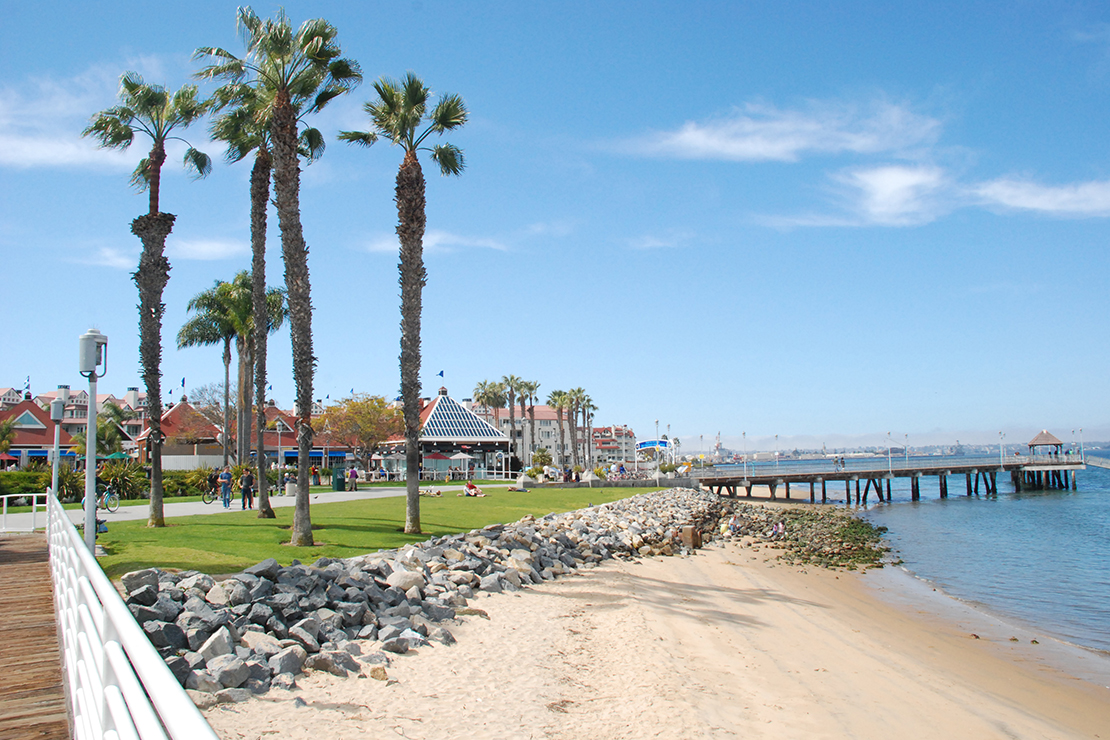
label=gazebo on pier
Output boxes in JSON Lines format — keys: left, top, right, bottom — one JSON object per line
{"left": 1019, "top": 429, "right": 1076, "bottom": 490}
{"left": 1027, "top": 430, "right": 1064, "bottom": 456}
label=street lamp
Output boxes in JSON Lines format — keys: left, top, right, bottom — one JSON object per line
{"left": 742, "top": 431, "right": 747, "bottom": 479}
{"left": 887, "top": 432, "right": 892, "bottom": 473}
{"left": 78, "top": 329, "right": 108, "bottom": 553}
{"left": 775, "top": 434, "right": 779, "bottom": 471}
{"left": 904, "top": 433, "right": 909, "bottom": 465}
{"left": 1080, "top": 428, "right": 1085, "bottom": 462}
{"left": 49, "top": 398, "right": 64, "bottom": 497}
{"left": 999, "top": 431, "right": 1005, "bottom": 470}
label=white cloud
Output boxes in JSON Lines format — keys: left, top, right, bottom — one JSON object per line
{"left": 364, "top": 229, "right": 507, "bottom": 255}
{"left": 168, "top": 238, "right": 249, "bottom": 261}
{"left": 973, "top": 178, "right": 1110, "bottom": 216}
{"left": 833, "top": 164, "right": 948, "bottom": 225}
{"left": 629, "top": 100, "right": 940, "bottom": 162}
{"left": 76, "top": 246, "right": 137, "bottom": 270}
{"left": 627, "top": 231, "right": 693, "bottom": 250}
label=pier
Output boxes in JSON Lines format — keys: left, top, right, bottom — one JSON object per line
{"left": 693, "top": 453, "right": 1086, "bottom": 505}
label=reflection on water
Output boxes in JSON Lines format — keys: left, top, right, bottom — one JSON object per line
{"left": 860, "top": 467, "right": 1110, "bottom": 652}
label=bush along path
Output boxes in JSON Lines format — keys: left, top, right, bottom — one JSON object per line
{"left": 117, "top": 488, "right": 889, "bottom": 707}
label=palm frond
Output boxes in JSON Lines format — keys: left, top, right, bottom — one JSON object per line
{"left": 430, "top": 143, "right": 465, "bottom": 176}
{"left": 430, "top": 94, "right": 468, "bottom": 132}
{"left": 82, "top": 115, "right": 134, "bottom": 149}
{"left": 130, "top": 159, "right": 151, "bottom": 190}
{"left": 298, "top": 127, "right": 326, "bottom": 160}
{"left": 337, "top": 130, "right": 377, "bottom": 148}
{"left": 183, "top": 147, "right": 213, "bottom": 179}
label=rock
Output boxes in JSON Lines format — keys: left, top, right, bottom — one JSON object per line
{"left": 428, "top": 627, "right": 456, "bottom": 645}
{"left": 198, "top": 627, "right": 235, "bottom": 664}
{"left": 178, "top": 573, "right": 215, "bottom": 593}
{"left": 241, "top": 630, "right": 283, "bottom": 657}
{"left": 215, "top": 688, "right": 252, "bottom": 704}
{"left": 185, "top": 670, "right": 222, "bottom": 694}
{"left": 164, "top": 655, "right": 191, "bottom": 686}
{"left": 186, "top": 689, "right": 218, "bottom": 709}
{"left": 380, "top": 637, "right": 409, "bottom": 654}
{"left": 399, "top": 628, "right": 429, "bottom": 647}
{"left": 478, "top": 573, "right": 503, "bottom": 593}
{"left": 244, "top": 558, "right": 281, "bottom": 580}
{"left": 386, "top": 569, "right": 425, "bottom": 593}
{"left": 150, "top": 594, "right": 184, "bottom": 623}
{"left": 288, "top": 626, "right": 320, "bottom": 654}
{"left": 127, "top": 584, "right": 160, "bottom": 606}
{"left": 121, "top": 568, "right": 160, "bottom": 594}
{"left": 304, "top": 652, "right": 348, "bottom": 677}
{"left": 291, "top": 617, "right": 321, "bottom": 642}
{"left": 244, "top": 677, "right": 271, "bottom": 694}
{"left": 144, "top": 621, "right": 188, "bottom": 651}
{"left": 368, "top": 665, "right": 388, "bottom": 681}
{"left": 271, "top": 672, "right": 297, "bottom": 691}
{"left": 268, "top": 645, "right": 307, "bottom": 676}
{"left": 207, "top": 654, "right": 250, "bottom": 688}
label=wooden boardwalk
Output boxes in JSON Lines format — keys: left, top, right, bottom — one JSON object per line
{"left": 0, "top": 534, "right": 68, "bottom": 740}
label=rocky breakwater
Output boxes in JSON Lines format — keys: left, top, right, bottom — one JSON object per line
{"left": 119, "top": 487, "right": 724, "bottom": 708}
{"left": 716, "top": 501, "right": 893, "bottom": 569}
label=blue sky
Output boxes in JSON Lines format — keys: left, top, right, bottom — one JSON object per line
{"left": 2, "top": 1, "right": 1109, "bottom": 452}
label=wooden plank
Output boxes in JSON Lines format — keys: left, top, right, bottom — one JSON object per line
{"left": 0, "top": 534, "right": 69, "bottom": 740}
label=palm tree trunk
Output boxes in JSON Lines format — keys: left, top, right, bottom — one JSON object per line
{"left": 272, "top": 90, "right": 315, "bottom": 546}
{"left": 252, "top": 146, "right": 274, "bottom": 518}
{"left": 222, "top": 338, "right": 231, "bottom": 467}
{"left": 130, "top": 211, "right": 175, "bottom": 528}
{"left": 397, "top": 149, "right": 426, "bottom": 535}
{"left": 528, "top": 404, "right": 537, "bottom": 465}
{"left": 569, "top": 402, "right": 579, "bottom": 470}
{"left": 557, "top": 407, "right": 566, "bottom": 467}
{"left": 507, "top": 391, "right": 515, "bottom": 465}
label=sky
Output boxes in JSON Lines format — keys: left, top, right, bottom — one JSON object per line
{"left": 2, "top": 1, "right": 1109, "bottom": 453}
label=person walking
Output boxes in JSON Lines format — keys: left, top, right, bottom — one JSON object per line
{"left": 348, "top": 467, "right": 358, "bottom": 492}
{"left": 239, "top": 468, "right": 255, "bottom": 510}
{"left": 218, "top": 466, "right": 232, "bottom": 509}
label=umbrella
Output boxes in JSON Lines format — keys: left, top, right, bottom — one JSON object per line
{"left": 0, "top": 452, "right": 16, "bottom": 461}
{"left": 425, "top": 452, "right": 450, "bottom": 461}
{"left": 449, "top": 452, "right": 473, "bottom": 460}
{"left": 106, "top": 451, "right": 130, "bottom": 460}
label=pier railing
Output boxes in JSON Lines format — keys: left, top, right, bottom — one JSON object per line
{"left": 697, "top": 453, "right": 1084, "bottom": 480}
{"left": 46, "top": 492, "right": 218, "bottom": 740}
{"left": 1, "top": 491, "right": 49, "bottom": 532}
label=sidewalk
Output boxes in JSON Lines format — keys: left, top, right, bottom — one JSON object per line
{"left": 1, "top": 485, "right": 409, "bottom": 532}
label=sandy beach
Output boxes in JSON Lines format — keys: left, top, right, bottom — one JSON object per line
{"left": 202, "top": 528, "right": 1110, "bottom": 740}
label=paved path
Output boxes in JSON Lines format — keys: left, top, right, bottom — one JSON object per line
{"left": 1, "top": 481, "right": 514, "bottom": 532}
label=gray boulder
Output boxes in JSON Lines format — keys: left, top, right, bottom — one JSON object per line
{"left": 185, "top": 670, "right": 222, "bottom": 694}
{"left": 186, "top": 689, "right": 218, "bottom": 709}
{"left": 267, "top": 645, "right": 307, "bottom": 676}
{"left": 198, "top": 626, "right": 234, "bottom": 664}
{"left": 121, "top": 568, "right": 160, "bottom": 594}
{"left": 207, "top": 654, "right": 250, "bottom": 688}
{"left": 144, "top": 620, "right": 188, "bottom": 651}
{"left": 244, "top": 557, "right": 281, "bottom": 580}
{"left": 127, "top": 584, "right": 160, "bottom": 607}
{"left": 287, "top": 626, "right": 320, "bottom": 654}
{"left": 304, "top": 652, "right": 348, "bottom": 677}
{"left": 215, "top": 688, "right": 252, "bottom": 704}
{"left": 271, "top": 672, "right": 297, "bottom": 691}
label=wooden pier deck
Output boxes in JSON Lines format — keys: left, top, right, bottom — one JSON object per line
{"left": 694, "top": 454, "right": 1086, "bottom": 504}
{"left": 0, "top": 534, "right": 68, "bottom": 740}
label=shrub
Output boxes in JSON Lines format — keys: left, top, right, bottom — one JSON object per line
{"left": 162, "top": 470, "right": 204, "bottom": 498}
{"left": 592, "top": 466, "right": 608, "bottom": 480}
{"left": 0, "top": 471, "right": 48, "bottom": 497}
{"left": 99, "top": 461, "right": 147, "bottom": 500}
{"left": 525, "top": 466, "right": 544, "bottom": 479}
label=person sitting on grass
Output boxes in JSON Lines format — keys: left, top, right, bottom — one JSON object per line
{"left": 459, "top": 480, "right": 486, "bottom": 497}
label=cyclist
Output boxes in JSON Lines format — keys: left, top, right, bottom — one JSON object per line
{"left": 207, "top": 468, "right": 219, "bottom": 501}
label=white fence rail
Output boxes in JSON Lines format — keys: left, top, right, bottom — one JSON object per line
{"left": 46, "top": 492, "right": 219, "bottom": 740}
{"left": 1, "top": 491, "right": 49, "bottom": 532}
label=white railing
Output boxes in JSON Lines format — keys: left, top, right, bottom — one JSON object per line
{"left": 46, "top": 492, "right": 219, "bottom": 740}
{"left": 1, "top": 491, "right": 49, "bottom": 532}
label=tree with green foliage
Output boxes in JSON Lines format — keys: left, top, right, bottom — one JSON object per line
{"left": 178, "top": 273, "right": 287, "bottom": 468}
{"left": 341, "top": 72, "right": 467, "bottom": 535}
{"left": 547, "top": 389, "right": 569, "bottom": 467}
{"left": 0, "top": 419, "right": 13, "bottom": 455}
{"left": 320, "top": 394, "right": 403, "bottom": 472}
{"left": 196, "top": 7, "right": 360, "bottom": 546}
{"left": 83, "top": 72, "right": 211, "bottom": 528}
{"left": 473, "top": 380, "right": 506, "bottom": 431}
{"left": 501, "top": 375, "right": 523, "bottom": 464}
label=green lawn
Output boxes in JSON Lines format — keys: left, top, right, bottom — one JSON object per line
{"left": 95, "top": 486, "right": 659, "bottom": 579}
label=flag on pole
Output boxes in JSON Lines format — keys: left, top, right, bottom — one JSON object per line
{"left": 436, "top": 370, "right": 444, "bottom": 377}
{"left": 181, "top": 377, "right": 185, "bottom": 388}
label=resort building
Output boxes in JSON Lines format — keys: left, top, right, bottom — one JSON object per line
{"left": 0, "top": 398, "right": 75, "bottom": 468}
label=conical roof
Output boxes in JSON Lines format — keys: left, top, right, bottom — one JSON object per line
{"left": 1027, "top": 430, "right": 1063, "bottom": 447}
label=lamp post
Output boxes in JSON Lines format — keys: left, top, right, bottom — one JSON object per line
{"left": 904, "top": 433, "right": 909, "bottom": 465}
{"left": 887, "top": 432, "right": 892, "bottom": 474}
{"left": 999, "top": 431, "right": 1005, "bottom": 470}
{"left": 49, "top": 398, "right": 64, "bottom": 496}
{"left": 775, "top": 434, "right": 779, "bottom": 471}
{"left": 1080, "top": 428, "right": 1085, "bottom": 462}
{"left": 742, "top": 431, "right": 747, "bottom": 480}
{"left": 78, "top": 329, "right": 107, "bottom": 553}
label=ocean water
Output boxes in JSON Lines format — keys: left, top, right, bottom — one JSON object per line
{"left": 859, "top": 465, "right": 1110, "bottom": 654}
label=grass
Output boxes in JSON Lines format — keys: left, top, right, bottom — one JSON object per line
{"left": 95, "top": 486, "right": 661, "bottom": 579}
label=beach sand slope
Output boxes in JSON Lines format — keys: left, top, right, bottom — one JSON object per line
{"left": 204, "top": 543, "right": 1110, "bottom": 739}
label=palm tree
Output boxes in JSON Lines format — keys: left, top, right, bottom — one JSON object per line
{"left": 205, "top": 81, "right": 321, "bottom": 519}
{"left": 517, "top": 380, "right": 533, "bottom": 464}
{"left": 502, "top": 375, "right": 523, "bottom": 464}
{"left": 0, "top": 419, "right": 13, "bottom": 455}
{"left": 580, "top": 395, "right": 596, "bottom": 468}
{"left": 473, "top": 380, "right": 506, "bottom": 431}
{"left": 547, "top": 390, "right": 568, "bottom": 467}
{"left": 178, "top": 273, "right": 286, "bottom": 470}
{"left": 196, "top": 7, "right": 361, "bottom": 545}
{"left": 83, "top": 72, "right": 211, "bottom": 528}
{"left": 566, "top": 387, "right": 587, "bottom": 470}
{"left": 524, "top": 380, "right": 540, "bottom": 465}
{"left": 341, "top": 72, "right": 467, "bottom": 535}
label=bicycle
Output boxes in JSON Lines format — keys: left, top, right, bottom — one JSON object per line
{"left": 81, "top": 483, "right": 120, "bottom": 513}
{"left": 201, "top": 487, "right": 218, "bottom": 505}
